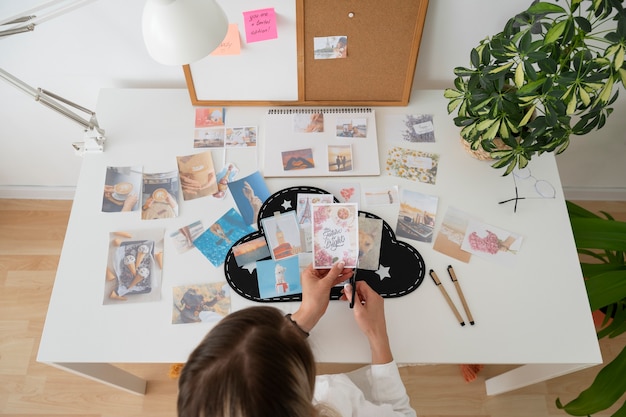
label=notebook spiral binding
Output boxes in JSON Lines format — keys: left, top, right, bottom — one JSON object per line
{"left": 267, "top": 108, "right": 373, "bottom": 114}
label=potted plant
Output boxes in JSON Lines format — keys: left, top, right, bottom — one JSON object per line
{"left": 444, "top": 0, "right": 626, "bottom": 174}
{"left": 556, "top": 201, "right": 626, "bottom": 416}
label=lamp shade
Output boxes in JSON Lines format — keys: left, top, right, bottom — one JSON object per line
{"left": 142, "top": 0, "right": 229, "bottom": 65}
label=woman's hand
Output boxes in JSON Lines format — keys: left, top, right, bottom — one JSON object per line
{"left": 342, "top": 281, "right": 393, "bottom": 364}
{"left": 291, "top": 262, "right": 352, "bottom": 333}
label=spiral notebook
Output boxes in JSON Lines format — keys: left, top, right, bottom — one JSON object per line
{"left": 262, "top": 108, "right": 380, "bottom": 177}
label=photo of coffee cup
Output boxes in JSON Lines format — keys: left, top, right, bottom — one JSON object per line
{"left": 152, "top": 188, "right": 168, "bottom": 202}
{"left": 113, "top": 182, "right": 133, "bottom": 200}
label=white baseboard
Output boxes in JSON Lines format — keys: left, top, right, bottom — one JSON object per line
{"left": 563, "top": 187, "right": 626, "bottom": 201}
{"left": 0, "top": 185, "right": 75, "bottom": 200}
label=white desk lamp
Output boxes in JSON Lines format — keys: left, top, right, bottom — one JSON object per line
{"left": 142, "top": 0, "right": 229, "bottom": 65}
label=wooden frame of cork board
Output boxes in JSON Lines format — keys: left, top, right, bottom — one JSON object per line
{"left": 183, "top": 0, "right": 429, "bottom": 107}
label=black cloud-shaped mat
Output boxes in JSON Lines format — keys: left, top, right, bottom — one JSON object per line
{"left": 223, "top": 186, "right": 426, "bottom": 302}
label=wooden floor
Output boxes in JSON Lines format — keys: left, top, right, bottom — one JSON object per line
{"left": 1, "top": 199, "right": 625, "bottom": 416}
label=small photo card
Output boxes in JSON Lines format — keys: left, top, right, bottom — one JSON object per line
{"left": 195, "top": 107, "right": 225, "bottom": 128}
{"left": 228, "top": 171, "right": 271, "bottom": 226}
{"left": 141, "top": 171, "right": 180, "bottom": 220}
{"left": 363, "top": 185, "right": 399, "bottom": 206}
{"left": 177, "top": 151, "right": 218, "bottom": 201}
{"left": 172, "top": 283, "right": 231, "bottom": 324}
{"left": 395, "top": 189, "right": 438, "bottom": 243}
{"left": 324, "top": 183, "right": 361, "bottom": 204}
{"left": 296, "top": 193, "right": 334, "bottom": 252}
{"left": 194, "top": 208, "right": 255, "bottom": 267}
{"left": 357, "top": 215, "right": 383, "bottom": 271}
{"left": 232, "top": 236, "right": 271, "bottom": 268}
{"left": 212, "top": 162, "right": 239, "bottom": 200}
{"left": 282, "top": 148, "right": 315, "bottom": 171}
{"left": 336, "top": 118, "right": 367, "bottom": 138}
{"left": 225, "top": 126, "right": 257, "bottom": 147}
{"left": 170, "top": 220, "right": 205, "bottom": 254}
{"left": 386, "top": 147, "right": 439, "bottom": 185}
{"left": 432, "top": 207, "right": 473, "bottom": 263}
{"left": 328, "top": 144, "right": 353, "bottom": 172}
{"left": 194, "top": 127, "right": 225, "bottom": 148}
{"left": 461, "top": 220, "right": 523, "bottom": 267}
{"left": 102, "top": 165, "right": 142, "bottom": 213}
{"left": 383, "top": 114, "right": 435, "bottom": 143}
{"left": 262, "top": 211, "right": 303, "bottom": 261}
{"left": 313, "top": 36, "right": 347, "bottom": 59}
{"left": 294, "top": 113, "right": 324, "bottom": 133}
{"left": 312, "top": 202, "right": 359, "bottom": 269}
{"left": 257, "top": 256, "right": 302, "bottom": 299}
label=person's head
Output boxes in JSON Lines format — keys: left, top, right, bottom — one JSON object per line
{"left": 177, "top": 306, "right": 317, "bottom": 417}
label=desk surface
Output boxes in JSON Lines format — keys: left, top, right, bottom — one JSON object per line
{"left": 38, "top": 89, "right": 601, "bottom": 369}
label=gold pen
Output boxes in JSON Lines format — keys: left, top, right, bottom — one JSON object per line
{"left": 429, "top": 269, "right": 465, "bottom": 326}
{"left": 447, "top": 265, "right": 475, "bottom": 325}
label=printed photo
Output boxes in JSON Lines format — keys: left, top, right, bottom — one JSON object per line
{"left": 232, "top": 236, "right": 271, "bottom": 267}
{"left": 296, "top": 193, "right": 334, "bottom": 252}
{"left": 386, "top": 147, "right": 439, "bottom": 184}
{"left": 102, "top": 165, "right": 142, "bottom": 213}
{"left": 212, "top": 162, "right": 239, "bottom": 200}
{"left": 312, "top": 202, "right": 359, "bottom": 269}
{"left": 324, "top": 183, "right": 361, "bottom": 204}
{"left": 177, "top": 151, "right": 218, "bottom": 201}
{"left": 461, "top": 220, "right": 523, "bottom": 267}
{"left": 257, "top": 256, "right": 302, "bottom": 299}
{"left": 141, "top": 171, "right": 180, "bottom": 220}
{"left": 336, "top": 118, "right": 367, "bottom": 138}
{"left": 382, "top": 114, "right": 435, "bottom": 143}
{"left": 432, "top": 207, "right": 473, "bottom": 263}
{"left": 194, "top": 208, "right": 255, "bottom": 267}
{"left": 328, "top": 144, "right": 353, "bottom": 172}
{"left": 357, "top": 216, "right": 383, "bottom": 270}
{"left": 363, "top": 186, "right": 399, "bottom": 206}
{"left": 395, "top": 189, "right": 439, "bottom": 243}
{"left": 313, "top": 36, "right": 347, "bottom": 59}
{"left": 103, "top": 228, "right": 164, "bottom": 305}
{"left": 225, "top": 126, "right": 257, "bottom": 147}
{"left": 172, "top": 283, "right": 231, "bottom": 324}
{"left": 294, "top": 113, "right": 324, "bottom": 133}
{"left": 261, "top": 211, "right": 303, "bottom": 261}
{"left": 195, "top": 107, "right": 225, "bottom": 128}
{"left": 228, "top": 171, "right": 271, "bottom": 226}
{"left": 194, "top": 127, "right": 225, "bottom": 148}
{"left": 281, "top": 148, "right": 315, "bottom": 171}
{"left": 170, "top": 220, "right": 205, "bottom": 254}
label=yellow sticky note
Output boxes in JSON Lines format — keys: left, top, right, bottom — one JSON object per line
{"left": 210, "top": 24, "right": 241, "bottom": 56}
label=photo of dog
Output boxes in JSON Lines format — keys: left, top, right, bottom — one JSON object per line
{"left": 357, "top": 216, "right": 383, "bottom": 270}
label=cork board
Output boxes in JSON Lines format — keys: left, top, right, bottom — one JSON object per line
{"left": 184, "top": 0, "right": 429, "bottom": 106}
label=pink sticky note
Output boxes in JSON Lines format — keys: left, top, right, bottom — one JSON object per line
{"left": 210, "top": 24, "right": 241, "bottom": 56}
{"left": 243, "top": 8, "right": 278, "bottom": 43}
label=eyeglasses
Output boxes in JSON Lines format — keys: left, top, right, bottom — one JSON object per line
{"left": 498, "top": 167, "right": 556, "bottom": 213}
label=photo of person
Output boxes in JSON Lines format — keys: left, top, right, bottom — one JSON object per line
{"left": 256, "top": 256, "right": 302, "bottom": 299}
{"left": 101, "top": 165, "right": 142, "bottom": 213}
{"left": 294, "top": 113, "right": 324, "bottom": 133}
{"left": 328, "top": 144, "right": 353, "bottom": 172}
{"left": 228, "top": 171, "right": 271, "bottom": 226}
{"left": 176, "top": 151, "right": 218, "bottom": 201}
{"left": 281, "top": 148, "right": 315, "bottom": 171}
{"left": 141, "top": 171, "right": 180, "bottom": 220}
{"left": 313, "top": 36, "right": 348, "bottom": 60}
{"left": 336, "top": 118, "right": 367, "bottom": 138}
{"left": 170, "top": 220, "right": 205, "bottom": 254}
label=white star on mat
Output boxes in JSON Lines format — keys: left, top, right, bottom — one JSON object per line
{"left": 281, "top": 199, "right": 292, "bottom": 210}
{"left": 375, "top": 265, "right": 391, "bottom": 281}
{"left": 242, "top": 262, "right": 257, "bottom": 274}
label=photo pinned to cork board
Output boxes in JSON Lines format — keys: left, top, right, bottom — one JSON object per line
{"left": 223, "top": 186, "right": 426, "bottom": 303}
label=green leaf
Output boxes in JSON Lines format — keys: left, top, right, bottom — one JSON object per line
{"left": 556, "top": 345, "right": 626, "bottom": 416}
{"left": 585, "top": 270, "right": 626, "bottom": 311}
{"left": 527, "top": 2, "right": 566, "bottom": 14}
{"left": 545, "top": 20, "right": 567, "bottom": 44}
{"left": 570, "top": 217, "right": 626, "bottom": 251}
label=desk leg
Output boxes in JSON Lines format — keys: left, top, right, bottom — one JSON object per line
{"left": 485, "top": 363, "right": 596, "bottom": 395}
{"left": 46, "top": 362, "right": 147, "bottom": 395}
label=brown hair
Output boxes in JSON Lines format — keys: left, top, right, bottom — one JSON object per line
{"left": 177, "top": 306, "right": 318, "bottom": 417}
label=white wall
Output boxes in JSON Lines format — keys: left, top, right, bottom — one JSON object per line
{"left": 0, "top": 0, "right": 624, "bottom": 199}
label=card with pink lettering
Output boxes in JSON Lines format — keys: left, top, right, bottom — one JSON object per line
{"left": 311, "top": 203, "right": 358, "bottom": 269}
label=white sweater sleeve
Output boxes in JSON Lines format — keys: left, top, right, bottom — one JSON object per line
{"left": 314, "top": 361, "right": 416, "bottom": 417}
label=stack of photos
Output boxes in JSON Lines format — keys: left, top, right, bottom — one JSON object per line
{"left": 311, "top": 202, "right": 359, "bottom": 269}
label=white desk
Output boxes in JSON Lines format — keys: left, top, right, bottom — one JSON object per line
{"left": 37, "top": 89, "right": 602, "bottom": 396}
